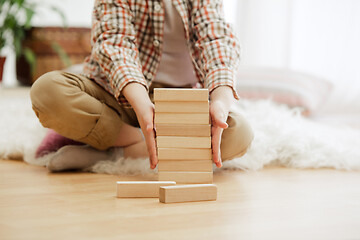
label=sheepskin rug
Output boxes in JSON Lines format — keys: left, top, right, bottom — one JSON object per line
{"left": 1, "top": 93, "right": 360, "bottom": 175}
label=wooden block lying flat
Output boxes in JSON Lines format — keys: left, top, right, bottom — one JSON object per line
{"left": 158, "top": 172, "right": 213, "bottom": 184}
{"left": 158, "top": 160, "right": 213, "bottom": 172}
{"left": 155, "top": 124, "right": 211, "bottom": 137}
{"left": 116, "top": 181, "right": 176, "bottom": 198}
{"left": 154, "top": 88, "right": 209, "bottom": 102}
{"left": 157, "top": 148, "right": 212, "bottom": 160}
{"left": 156, "top": 136, "right": 211, "bottom": 149}
{"left": 159, "top": 184, "right": 217, "bottom": 203}
{"left": 155, "top": 101, "right": 209, "bottom": 113}
{"left": 155, "top": 113, "right": 209, "bottom": 125}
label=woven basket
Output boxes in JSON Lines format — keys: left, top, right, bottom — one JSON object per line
{"left": 16, "top": 27, "right": 91, "bottom": 85}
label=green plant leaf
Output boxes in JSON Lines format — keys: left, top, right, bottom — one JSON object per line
{"left": 48, "top": 5, "right": 68, "bottom": 27}
{"left": 0, "top": 37, "right": 5, "bottom": 50}
{"left": 23, "top": 47, "right": 36, "bottom": 75}
{"left": 4, "top": 15, "right": 17, "bottom": 29}
{"left": 24, "top": 7, "right": 35, "bottom": 28}
{"left": 51, "top": 42, "right": 72, "bottom": 68}
{"left": 12, "top": 26, "right": 26, "bottom": 56}
{"left": 16, "top": 0, "right": 24, "bottom": 5}
{"left": 6, "top": 0, "right": 16, "bottom": 6}
{"left": 13, "top": 37, "right": 22, "bottom": 56}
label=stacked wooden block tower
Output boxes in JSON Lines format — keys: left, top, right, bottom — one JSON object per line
{"left": 154, "top": 88, "right": 213, "bottom": 184}
{"left": 116, "top": 88, "right": 217, "bottom": 203}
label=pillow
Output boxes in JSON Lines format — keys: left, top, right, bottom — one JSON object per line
{"left": 236, "top": 67, "right": 333, "bottom": 115}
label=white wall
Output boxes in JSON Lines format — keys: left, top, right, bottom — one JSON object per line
{"left": 223, "top": 0, "right": 238, "bottom": 25}
{"left": 234, "top": 0, "right": 292, "bottom": 68}
{"left": 232, "top": 0, "right": 360, "bottom": 107}
{"left": 289, "top": 0, "right": 360, "bottom": 101}
{"left": 29, "top": 0, "right": 94, "bottom": 27}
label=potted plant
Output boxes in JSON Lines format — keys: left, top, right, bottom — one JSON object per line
{"left": 0, "top": 0, "right": 66, "bottom": 84}
{"left": 0, "top": 0, "right": 36, "bottom": 83}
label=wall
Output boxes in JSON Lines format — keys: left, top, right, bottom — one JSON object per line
{"left": 289, "top": 0, "right": 360, "bottom": 102}
{"left": 233, "top": 0, "right": 360, "bottom": 107}
{"left": 234, "top": 0, "right": 292, "bottom": 68}
{"left": 29, "top": 0, "right": 94, "bottom": 27}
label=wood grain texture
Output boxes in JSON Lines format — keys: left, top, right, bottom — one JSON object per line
{"left": 155, "top": 123, "right": 211, "bottom": 137}
{"left": 154, "top": 88, "right": 209, "bottom": 102}
{"left": 158, "top": 171, "right": 213, "bottom": 184}
{"left": 156, "top": 136, "right": 211, "bottom": 149}
{"left": 159, "top": 184, "right": 217, "bottom": 203}
{"left": 116, "top": 181, "right": 176, "bottom": 198}
{"left": 154, "top": 112, "right": 210, "bottom": 125}
{"left": 2, "top": 159, "right": 360, "bottom": 240}
{"left": 157, "top": 148, "right": 212, "bottom": 160}
{"left": 155, "top": 101, "right": 209, "bottom": 113}
{"left": 158, "top": 160, "right": 213, "bottom": 172}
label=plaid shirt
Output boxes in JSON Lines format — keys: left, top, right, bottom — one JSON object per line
{"left": 83, "top": 0, "right": 241, "bottom": 105}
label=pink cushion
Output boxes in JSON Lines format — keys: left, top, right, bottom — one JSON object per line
{"left": 35, "top": 129, "right": 84, "bottom": 158}
{"left": 236, "top": 67, "right": 333, "bottom": 115}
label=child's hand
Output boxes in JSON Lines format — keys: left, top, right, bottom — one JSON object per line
{"left": 209, "top": 86, "right": 235, "bottom": 168}
{"left": 122, "top": 83, "right": 158, "bottom": 169}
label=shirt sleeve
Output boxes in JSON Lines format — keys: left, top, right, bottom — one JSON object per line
{"left": 91, "top": 0, "right": 147, "bottom": 99}
{"left": 191, "top": 0, "right": 241, "bottom": 99}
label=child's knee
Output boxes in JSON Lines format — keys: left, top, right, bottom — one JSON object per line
{"left": 221, "top": 112, "right": 254, "bottom": 161}
{"left": 30, "top": 71, "right": 71, "bottom": 128}
{"left": 30, "top": 71, "right": 64, "bottom": 112}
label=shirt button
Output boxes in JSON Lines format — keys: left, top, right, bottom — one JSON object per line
{"left": 154, "top": 3, "right": 161, "bottom": 12}
{"left": 153, "top": 39, "right": 160, "bottom": 47}
{"left": 103, "top": 15, "right": 110, "bottom": 21}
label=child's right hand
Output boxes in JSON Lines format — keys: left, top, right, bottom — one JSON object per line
{"left": 122, "top": 83, "right": 158, "bottom": 169}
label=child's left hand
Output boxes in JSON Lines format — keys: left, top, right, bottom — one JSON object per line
{"left": 209, "top": 86, "right": 235, "bottom": 168}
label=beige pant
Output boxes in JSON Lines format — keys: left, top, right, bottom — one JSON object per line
{"left": 30, "top": 71, "right": 254, "bottom": 160}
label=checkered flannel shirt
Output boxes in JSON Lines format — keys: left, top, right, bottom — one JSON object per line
{"left": 83, "top": 0, "right": 241, "bottom": 105}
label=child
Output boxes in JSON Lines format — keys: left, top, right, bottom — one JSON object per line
{"left": 30, "top": 0, "right": 253, "bottom": 171}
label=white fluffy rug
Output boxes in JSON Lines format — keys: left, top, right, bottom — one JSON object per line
{"left": 1, "top": 94, "right": 360, "bottom": 175}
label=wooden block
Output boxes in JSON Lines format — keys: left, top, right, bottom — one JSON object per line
{"left": 159, "top": 184, "right": 217, "bottom": 203}
{"left": 158, "top": 172, "right": 213, "bottom": 184}
{"left": 155, "top": 124, "right": 211, "bottom": 137}
{"left": 116, "top": 181, "right": 176, "bottom": 198}
{"left": 155, "top": 113, "right": 209, "bottom": 125}
{"left": 155, "top": 101, "right": 209, "bottom": 113}
{"left": 157, "top": 148, "right": 212, "bottom": 160}
{"left": 158, "top": 160, "right": 213, "bottom": 172}
{"left": 154, "top": 88, "right": 209, "bottom": 102}
{"left": 156, "top": 136, "right": 211, "bottom": 149}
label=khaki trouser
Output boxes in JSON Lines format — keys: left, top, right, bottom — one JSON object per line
{"left": 30, "top": 71, "right": 254, "bottom": 161}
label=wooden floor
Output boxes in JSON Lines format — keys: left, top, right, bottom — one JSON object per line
{"left": 1, "top": 159, "right": 359, "bottom": 240}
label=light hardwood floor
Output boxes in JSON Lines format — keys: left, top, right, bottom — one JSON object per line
{"left": 1, "top": 159, "right": 359, "bottom": 240}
